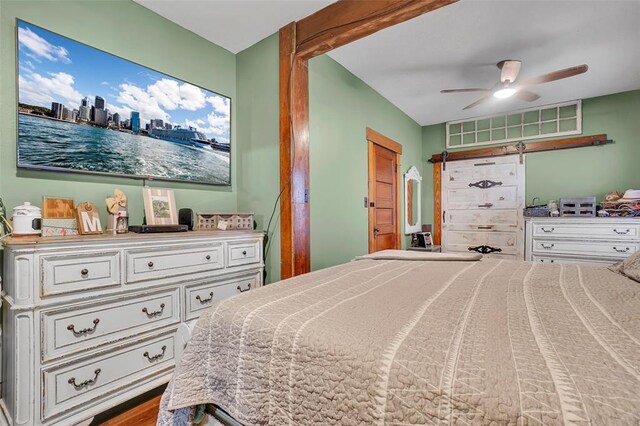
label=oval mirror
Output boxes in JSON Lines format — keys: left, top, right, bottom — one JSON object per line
{"left": 404, "top": 166, "right": 422, "bottom": 234}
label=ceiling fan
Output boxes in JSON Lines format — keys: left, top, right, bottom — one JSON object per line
{"left": 441, "top": 60, "right": 588, "bottom": 110}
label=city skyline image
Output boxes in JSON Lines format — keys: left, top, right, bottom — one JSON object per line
{"left": 17, "top": 20, "right": 230, "bottom": 144}
{"left": 17, "top": 19, "right": 231, "bottom": 185}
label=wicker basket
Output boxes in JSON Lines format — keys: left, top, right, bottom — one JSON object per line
{"left": 524, "top": 197, "right": 550, "bottom": 217}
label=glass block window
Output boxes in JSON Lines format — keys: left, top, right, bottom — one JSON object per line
{"left": 446, "top": 100, "right": 582, "bottom": 149}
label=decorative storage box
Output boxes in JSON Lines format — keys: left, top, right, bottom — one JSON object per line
{"left": 196, "top": 213, "right": 254, "bottom": 230}
{"left": 560, "top": 197, "right": 596, "bottom": 217}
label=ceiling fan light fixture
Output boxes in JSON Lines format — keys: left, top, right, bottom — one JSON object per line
{"left": 493, "top": 87, "right": 518, "bottom": 99}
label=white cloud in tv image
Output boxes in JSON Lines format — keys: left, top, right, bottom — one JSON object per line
{"left": 16, "top": 19, "right": 231, "bottom": 185}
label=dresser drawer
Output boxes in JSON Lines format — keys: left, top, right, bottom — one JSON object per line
{"left": 125, "top": 243, "right": 224, "bottom": 283}
{"left": 531, "top": 255, "right": 617, "bottom": 265}
{"left": 227, "top": 239, "right": 261, "bottom": 267}
{"left": 445, "top": 230, "right": 518, "bottom": 255}
{"left": 40, "top": 250, "right": 120, "bottom": 297}
{"left": 185, "top": 272, "right": 262, "bottom": 321}
{"left": 532, "top": 223, "right": 640, "bottom": 240}
{"left": 42, "top": 333, "right": 175, "bottom": 420}
{"left": 532, "top": 239, "right": 639, "bottom": 257}
{"left": 41, "top": 289, "right": 180, "bottom": 361}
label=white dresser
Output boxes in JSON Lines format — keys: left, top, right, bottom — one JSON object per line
{"left": 525, "top": 217, "right": 640, "bottom": 264}
{"left": 0, "top": 231, "right": 264, "bottom": 426}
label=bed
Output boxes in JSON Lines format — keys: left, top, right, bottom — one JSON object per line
{"left": 158, "top": 250, "right": 640, "bottom": 425}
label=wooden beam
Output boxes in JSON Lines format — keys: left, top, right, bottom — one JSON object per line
{"left": 280, "top": 0, "right": 459, "bottom": 278}
{"left": 279, "top": 24, "right": 295, "bottom": 279}
{"left": 295, "top": 0, "right": 458, "bottom": 59}
{"left": 429, "top": 134, "right": 611, "bottom": 163}
{"left": 433, "top": 163, "right": 442, "bottom": 245}
{"left": 280, "top": 23, "right": 311, "bottom": 279}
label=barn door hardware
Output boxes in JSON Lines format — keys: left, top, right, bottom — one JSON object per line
{"left": 468, "top": 180, "right": 503, "bottom": 189}
{"left": 441, "top": 150, "right": 449, "bottom": 170}
{"left": 468, "top": 245, "right": 502, "bottom": 254}
{"left": 516, "top": 141, "right": 526, "bottom": 164}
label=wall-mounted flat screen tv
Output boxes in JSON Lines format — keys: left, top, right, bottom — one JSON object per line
{"left": 16, "top": 19, "right": 231, "bottom": 185}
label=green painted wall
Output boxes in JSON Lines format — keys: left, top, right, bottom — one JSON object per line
{"left": 0, "top": 0, "right": 237, "bottom": 226}
{"left": 309, "top": 55, "right": 422, "bottom": 271}
{"left": 421, "top": 90, "right": 640, "bottom": 226}
{"left": 236, "top": 34, "right": 281, "bottom": 283}
{"left": 236, "top": 34, "right": 423, "bottom": 282}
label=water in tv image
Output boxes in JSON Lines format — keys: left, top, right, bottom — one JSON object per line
{"left": 17, "top": 20, "right": 231, "bottom": 185}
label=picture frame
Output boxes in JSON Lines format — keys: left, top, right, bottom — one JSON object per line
{"left": 42, "top": 197, "right": 75, "bottom": 219}
{"left": 143, "top": 188, "right": 178, "bottom": 225}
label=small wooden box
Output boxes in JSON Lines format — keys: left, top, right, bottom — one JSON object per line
{"left": 560, "top": 197, "right": 596, "bottom": 217}
{"left": 196, "top": 213, "right": 254, "bottom": 231}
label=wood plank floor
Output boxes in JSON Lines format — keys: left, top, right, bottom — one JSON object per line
{"left": 98, "top": 394, "right": 161, "bottom": 426}
{"left": 90, "top": 386, "right": 165, "bottom": 426}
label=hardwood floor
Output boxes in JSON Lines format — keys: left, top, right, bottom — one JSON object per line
{"left": 91, "top": 386, "right": 164, "bottom": 426}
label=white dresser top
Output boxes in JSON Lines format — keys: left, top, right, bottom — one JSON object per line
{"left": 2, "top": 230, "right": 263, "bottom": 248}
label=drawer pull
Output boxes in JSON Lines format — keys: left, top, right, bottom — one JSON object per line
{"left": 242, "top": 250, "right": 247, "bottom": 256}
{"left": 142, "top": 303, "right": 165, "bottom": 317}
{"left": 196, "top": 292, "right": 214, "bottom": 304}
{"left": 68, "top": 368, "right": 101, "bottom": 390}
{"left": 477, "top": 225, "right": 493, "bottom": 230}
{"left": 237, "top": 283, "right": 252, "bottom": 293}
{"left": 67, "top": 318, "right": 100, "bottom": 336}
{"left": 613, "top": 229, "right": 630, "bottom": 235}
{"left": 205, "top": 255, "right": 211, "bottom": 261}
{"left": 477, "top": 203, "right": 494, "bottom": 208}
{"left": 541, "top": 227, "right": 554, "bottom": 233}
{"left": 147, "top": 261, "right": 154, "bottom": 268}
{"left": 143, "top": 345, "right": 167, "bottom": 362}
{"left": 541, "top": 243, "right": 554, "bottom": 249}
{"left": 613, "top": 247, "right": 630, "bottom": 253}
{"left": 80, "top": 268, "right": 89, "bottom": 277}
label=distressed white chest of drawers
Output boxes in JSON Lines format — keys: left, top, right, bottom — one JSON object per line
{"left": 0, "top": 231, "right": 264, "bottom": 426}
{"left": 525, "top": 217, "right": 640, "bottom": 264}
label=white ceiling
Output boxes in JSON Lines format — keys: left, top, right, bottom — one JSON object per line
{"left": 135, "top": 0, "right": 640, "bottom": 126}
{"left": 134, "top": 0, "right": 334, "bottom": 54}
{"left": 328, "top": 0, "right": 640, "bottom": 125}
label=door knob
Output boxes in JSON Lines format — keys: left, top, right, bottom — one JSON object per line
{"left": 374, "top": 227, "right": 380, "bottom": 234}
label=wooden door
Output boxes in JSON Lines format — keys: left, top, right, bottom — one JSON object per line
{"left": 441, "top": 155, "right": 525, "bottom": 259}
{"left": 368, "top": 140, "right": 401, "bottom": 253}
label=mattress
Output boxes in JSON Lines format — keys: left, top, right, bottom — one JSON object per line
{"left": 158, "top": 253, "right": 640, "bottom": 425}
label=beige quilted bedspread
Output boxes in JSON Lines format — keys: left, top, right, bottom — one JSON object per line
{"left": 158, "top": 258, "right": 640, "bottom": 425}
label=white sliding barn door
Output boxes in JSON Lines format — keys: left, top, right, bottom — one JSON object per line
{"left": 442, "top": 155, "right": 525, "bottom": 259}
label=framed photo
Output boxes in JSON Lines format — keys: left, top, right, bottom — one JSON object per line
{"left": 42, "top": 197, "right": 75, "bottom": 219}
{"left": 143, "top": 188, "right": 178, "bottom": 225}
{"left": 17, "top": 19, "right": 231, "bottom": 185}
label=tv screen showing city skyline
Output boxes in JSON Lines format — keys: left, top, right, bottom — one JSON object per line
{"left": 16, "top": 19, "right": 231, "bottom": 185}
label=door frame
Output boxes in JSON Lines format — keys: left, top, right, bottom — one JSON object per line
{"left": 367, "top": 128, "right": 402, "bottom": 253}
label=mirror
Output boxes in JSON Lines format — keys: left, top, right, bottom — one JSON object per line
{"left": 404, "top": 166, "right": 422, "bottom": 234}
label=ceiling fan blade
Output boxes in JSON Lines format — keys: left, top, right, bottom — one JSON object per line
{"left": 519, "top": 64, "right": 588, "bottom": 87}
{"left": 441, "top": 88, "right": 490, "bottom": 93}
{"left": 463, "top": 94, "right": 493, "bottom": 110}
{"left": 498, "top": 60, "right": 521, "bottom": 83}
{"left": 514, "top": 90, "right": 540, "bottom": 102}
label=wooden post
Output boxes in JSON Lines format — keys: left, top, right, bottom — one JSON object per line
{"left": 280, "top": 0, "right": 459, "bottom": 277}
